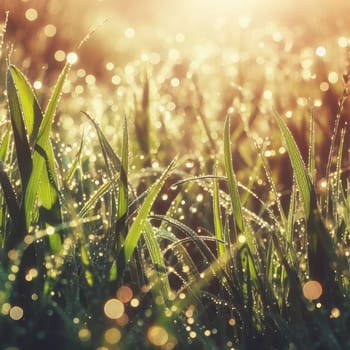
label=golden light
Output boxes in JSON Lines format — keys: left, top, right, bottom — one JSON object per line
{"left": 147, "top": 325, "right": 169, "bottom": 347}
{"left": 117, "top": 285, "right": 133, "bottom": 303}
{"left": 104, "top": 298, "right": 124, "bottom": 319}
{"left": 54, "top": 50, "right": 65, "bottom": 62}
{"left": 130, "top": 298, "right": 140, "bottom": 308}
{"left": 78, "top": 328, "right": 91, "bottom": 342}
{"left": 33, "top": 81, "right": 42, "bottom": 90}
{"left": 238, "top": 234, "right": 246, "bottom": 244}
{"left": 44, "top": 24, "right": 57, "bottom": 37}
{"left": 9, "top": 306, "right": 24, "bottom": 321}
{"left": 104, "top": 327, "right": 122, "bottom": 345}
{"left": 303, "top": 280, "right": 323, "bottom": 301}
{"left": 330, "top": 307, "right": 341, "bottom": 318}
{"left": 25, "top": 8, "right": 38, "bottom": 21}
{"left": 67, "top": 52, "right": 79, "bottom": 65}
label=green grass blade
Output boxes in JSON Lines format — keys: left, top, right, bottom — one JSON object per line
{"left": 274, "top": 110, "right": 339, "bottom": 299}
{"left": 308, "top": 110, "right": 316, "bottom": 184}
{"left": 255, "top": 139, "right": 287, "bottom": 227}
{"left": 64, "top": 136, "right": 84, "bottom": 185}
{"left": 150, "top": 214, "right": 216, "bottom": 264}
{"left": 0, "top": 160, "right": 24, "bottom": 248}
{"left": 212, "top": 165, "right": 225, "bottom": 257}
{"left": 117, "top": 116, "right": 129, "bottom": 238}
{"left": 79, "top": 177, "right": 117, "bottom": 218}
{"left": 8, "top": 65, "right": 43, "bottom": 146}
{"left": 0, "top": 128, "right": 10, "bottom": 161}
{"left": 143, "top": 220, "right": 170, "bottom": 299}
{"left": 274, "top": 109, "right": 312, "bottom": 218}
{"left": 123, "top": 159, "right": 176, "bottom": 263}
{"left": 37, "top": 63, "right": 70, "bottom": 141}
{"left": 224, "top": 114, "right": 244, "bottom": 234}
{"left": 286, "top": 182, "right": 296, "bottom": 246}
{"left": 335, "top": 128, "right": 345, "bottom": 205}
{"left": 83, "top": 111, "right": 122, "bottom": 176}
{"left": 24, "top": 63, "right": 70, "bottom": 227}
{"left": 6, "top": 66, "right": 33, "bottom": 190}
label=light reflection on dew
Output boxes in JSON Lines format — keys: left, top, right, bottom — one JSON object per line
{"left": 25, "top": 8, "right": 38, "bottom": 21}
{"left": 33, "top": 81, "right": 42, "bottom": 90}
{"left": 54, "top": 50, "right": 66, "bottom": 62}
{"left": 9, "top": 306, "right": 23, "bottom": 320}
{"left": 44, "top": 24, "right": 57, "bottom": 37}
{"left": 67, "top": 52, "right": 78, "bottom": 65}
{"left": 125, "top": 27, "right": 135, "bottom": 38}
{"left": 104, "top": 327, "right": 121, "bottom": 345}
{"left": 1, "top": 303, "right": 10, "bottom": 315}
{"left": 303, "top": 280, "right": 323, "bottom": 300}
{"left": 330, "top": 307, "right": 341, "bottom": 318}
{"left": 196, "top": 194, "right": 204, "bottom": 202}
{"left": 328, "top": 72, "right": 339, "bottom": 84}
{"left": 78, "top": 328, "right": 91, "bottom": 342}
{"left": 117, "top": 285, "right": 133, "bottom": 303}
{"left": 147, "top": 325, "right": 169, "bottom": 346}
{"left": 238, "top": 234, "right": 246, "bottom": 244}
{"left": 104, "top": 298, "right": 124, "bottom": 319}
{"left": 315, "top": 46, "right": 327, "bottom": 57}
{"left": 130, "top": 298, "right": 140, "bottom": 308}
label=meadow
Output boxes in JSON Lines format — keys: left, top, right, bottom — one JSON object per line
{"left": 1, "top": 1, "right": 350, "bottom": 349}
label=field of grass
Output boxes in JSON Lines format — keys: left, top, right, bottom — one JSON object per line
{"left": 1, "top": 1, "right": 350, "bottom": 349}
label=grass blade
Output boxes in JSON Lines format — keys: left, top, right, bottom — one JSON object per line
{"left": 6, "top": 66, "right": 33, "bottom": 191}
{"left": 150, "top": 214, "right": 216, "bottom": 264}
{"left": 143, "top": 220, "right": 170, "bottom": 299}
{"left": 116, "top": 115, "right": 129, "bottom": 245}
{"left": 0, "top": 160, "right": 24, "bottom": 248}
{"left": 24, "top": 63, "right": 70, "bottom": 227}
{"left": 123, "top": 159, "right": 176, "bottom": 263}
{"left": 274, "top": 110, "right": 340, "bottom": 303}
{"left": 79, "top": 177, "right": 117, "bottom": 218}
{"left": 212, "top": 165, "right": 225, "bottom": 257}
{"left": 308, "top": 110, "right": 316, "bottom": 184}
{"left": 0, "top": 128, "right": 10, "bottom": 162}
{"left": 224, "top": 114, "right": 244, "bottom": 235}
{"left": 64, "top": 135, "right": 84, "bottom": 185}
{"left": 274, "top": 109, "right": 312, "bottom": 218}
{"left": 8, "top": 65, "right": 43, "bottom": 146}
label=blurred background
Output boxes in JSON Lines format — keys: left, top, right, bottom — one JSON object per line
{"left": 2, "top": 0, "right": 350, "bottom": 79}
{"left": 1, "top": 0, "right": 350, "bottom": 196}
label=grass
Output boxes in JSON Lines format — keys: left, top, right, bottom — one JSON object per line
{"left": 1, "top": 5, "right": 350, "bottom": 350}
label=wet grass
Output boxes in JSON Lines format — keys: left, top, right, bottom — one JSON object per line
{"left": 1, "top": 5, "right": 350, "bottom": 350}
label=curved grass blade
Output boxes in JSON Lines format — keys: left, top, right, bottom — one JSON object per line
{"left": 273, "top": 109, "right": 312, "bottom": 218}
{"left": 64, "top": 134, "right": 84, "bottom": 186}
{"left": 255, "top": 139, "right": 287, "bottom": 228}
{"left": 0, "top": 160, "right": 25, "bottom": 249}
{"left": 212, "top": 165, "right": 225, "bottom": 257}
{"left": 224, "top": 114, "right": 244, "bottom": 235}
{"left": 6, "top": 66, "right": 33, "bottom": 191}
{"left": 308, "top": 110, "right": 316, "bottom": 184}
{"left": 123, "top": 159, "right": 176, "bottom": 263}
{"left": 116, "top": 115, "right": 129, "bottom": 247}
{"left": 143, "top": 220, "right": 170, "bottom": 299}
{"left": 8, "top": 65, "right": 43, "bottom": 146}
{"left": 274, "top": 110, "right": 339, "bottom": 301}
{"left": 82, "top": 111, "right": 122, "bottom": 177}
{"left": 150, "top": 214, "right": 216, "bottom": 264}
{"left": 0, "top": 128, "right": 10, "bottom": 161}
{"left": 79, "top": 177, "right": 117, "bottom": 218}
{"left": 24, "top": 62, "right": 70, "bottom": 227}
